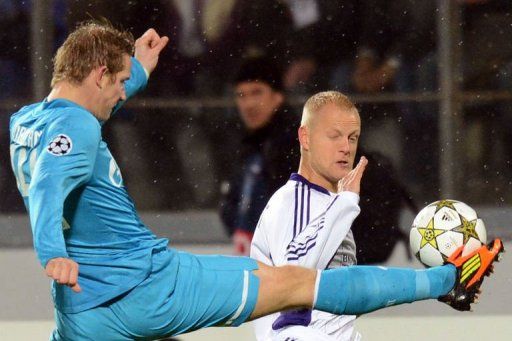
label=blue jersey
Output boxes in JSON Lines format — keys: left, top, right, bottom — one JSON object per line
{"left": 9, "top": 58, "right": 168, "bottom": 313}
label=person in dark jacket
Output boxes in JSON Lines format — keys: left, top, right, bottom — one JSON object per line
{"left": 220, "top": 57, "right": 300, "bottom": 255}
{"left": 352, "top": 149, "right": 418, "bottom": 264}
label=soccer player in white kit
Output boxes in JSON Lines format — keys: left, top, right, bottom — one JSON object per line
{"left": 251, "top": 91, "right": 364, "bottom": 340}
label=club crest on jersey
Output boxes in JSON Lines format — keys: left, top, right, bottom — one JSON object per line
{"left": 47, "top": 134, "right": 72, "bottom": 156}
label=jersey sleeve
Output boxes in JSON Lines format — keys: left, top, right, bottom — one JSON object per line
{"left": 28, "top": 110, "right": 101, "bottom": 267}
{"left": 250, "top": 212, "right": 273, "bottom": 265}
{"left": 250, "top": 211, "right": 279, "bottom": 341}
{"left": 282, "top": 192, "right": 360, "bottom": 269}
{"left": 125, "top": 57, "right": 148, "bottom": 99}
{"left": 111, "top": 57, "right": 148, "bottom": 115}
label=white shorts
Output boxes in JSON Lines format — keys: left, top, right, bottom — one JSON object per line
{"left": 270, "top": 325, "right": 362, "bottom": 341}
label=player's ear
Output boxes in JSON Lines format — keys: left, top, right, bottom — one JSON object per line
{"left": 298, "top": 126, "right": 309, "bottom": 151}
{"left": 95, "top": 66, "right": 109, "bottom": 89}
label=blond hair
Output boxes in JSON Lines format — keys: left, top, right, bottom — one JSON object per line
{"left": 301, "top": 91, "right": 358, "bottom": 127}
{"left": 51, "top": 20, "right": 134, "bottom": 87}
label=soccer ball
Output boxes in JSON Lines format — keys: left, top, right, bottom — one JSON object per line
{"left": 410, "top": 199, "right": 487, "bottom": 267}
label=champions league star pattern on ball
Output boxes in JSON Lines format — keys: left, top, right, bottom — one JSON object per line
{"left": 47, "top": 134, "right": 72, "bottom": 156}
{"left": 410, "top": 199, "right": 487, "bottom": 267}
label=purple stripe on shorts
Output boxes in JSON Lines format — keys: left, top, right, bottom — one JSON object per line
{"left": 272, "top": 309, "right": 312, "bottom": 330}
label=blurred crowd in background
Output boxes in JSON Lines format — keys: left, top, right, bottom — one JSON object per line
{"left": 1, "top": 0, "right": 512, "bottom": 222}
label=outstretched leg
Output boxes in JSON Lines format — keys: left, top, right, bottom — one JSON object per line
{"left": 249, "top": 238, "right": 504, "bottom": 319}
{"left": 249, "top": 262, "right": 454, "bottom": 319}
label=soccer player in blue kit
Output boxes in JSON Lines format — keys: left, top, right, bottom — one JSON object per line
{"left": 9, "top": 21, "right": 504, "bottom": 340}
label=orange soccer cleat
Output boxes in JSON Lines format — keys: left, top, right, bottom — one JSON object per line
{"left": 438, "top": 238, "right": 505, "bottom": 311}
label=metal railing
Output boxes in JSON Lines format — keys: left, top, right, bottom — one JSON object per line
{"left": 3, "top": 90, "right": 512, "bottom": 112}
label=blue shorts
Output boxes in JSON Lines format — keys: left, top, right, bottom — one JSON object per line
{"left": 51, "top": 249, "right": 260, "bottom": 340}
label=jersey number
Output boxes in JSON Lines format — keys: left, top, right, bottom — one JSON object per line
{"left": 10, "top": 145, "right": 37, "bottom": 198}
{"left": 10, "top": 145, "right": 71, "bottom": 230}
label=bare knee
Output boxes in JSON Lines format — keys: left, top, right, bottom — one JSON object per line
{"left": 249, "top": 263, "right": 317, "bottom": 320}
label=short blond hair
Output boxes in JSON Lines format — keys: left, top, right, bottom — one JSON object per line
{"left": 301, "top": 91, "right": 358, "bottom": 127}
{"left": 51, "top": 20, "right": 134, "bottom": 87}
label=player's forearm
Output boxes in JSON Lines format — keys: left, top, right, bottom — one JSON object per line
{"left": 28, "top": 160, "right": 93, "bottom": 267}
{"left": 28, "top": 175, "right": 69, "bottom": 267}
{"left": 126, "top": 57, "right": 149, "bottom": 97}
{"left": 112, "top": 57, "right": 148, "bottom": 114}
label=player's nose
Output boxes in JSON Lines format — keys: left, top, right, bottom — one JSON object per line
{"left": 338, "top": 137, "right": 350, "bottom": 153}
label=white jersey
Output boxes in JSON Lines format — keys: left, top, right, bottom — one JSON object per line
{"left": 250, "top": 173, "right": 361, "bottom": 341}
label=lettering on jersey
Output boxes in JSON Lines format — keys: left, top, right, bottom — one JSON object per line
{"left": 327, "top": 230, "right": 357, "bottom": 268}
{"left": 12, "top": 125, "right": 43, "bottom": 148}
{"left": 108, "top": 158, "right": 123, "bottom": 187}
{"left": 47, "top": 134, "right": 72, "bottom": 156}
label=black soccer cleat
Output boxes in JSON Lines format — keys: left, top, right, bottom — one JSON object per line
{"left": 438, "top": 238, "right": 504, "bottom": 311}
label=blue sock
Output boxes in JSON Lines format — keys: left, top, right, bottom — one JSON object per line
{"left": 314, "top": 264, "right": 456, "bottom": 315}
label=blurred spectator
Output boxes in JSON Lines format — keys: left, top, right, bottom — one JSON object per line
{"left": 198, "top": 0, "right": 293, "bottom": 96}
{"left": 352, "top": 0, "right": 438, "bottom": 94}
{"left": 282, "top": 0, "right": 362, "bottom": 93}
{"left": 118, "top": 0, "right": 293, "bottom": 97}
{"left": 351, "top": 0, "right": 443, "bottom": 200}
{"left": 187, "top": 0, "right": 294, "bottom": 207}
{"left": 220, "top": 57, "right": 300, "bottom": 255}
{"left": 153, "top": 0, "right": 293, "bottom": 208}
{"left": 343, "top": 1, "right": 416, "bottom": 200}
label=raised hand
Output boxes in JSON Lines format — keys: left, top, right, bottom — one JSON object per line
{"left": 134, "top": 29, "right": 169, "bottom": 75}
{"left": 338, "top": 156, "right": 368, "bottom": 194}
{"left": 45, "top": 257, "right": 81, "bottom": 293}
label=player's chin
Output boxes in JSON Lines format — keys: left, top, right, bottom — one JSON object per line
{"left": 99, "top": 109, "right": 113, "bottom": 121}
{"left": 333, "top": 164, "right": 351, "bottom": 178}
{"left": 328, "top": 170, "right": 347, "bottom": 183}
